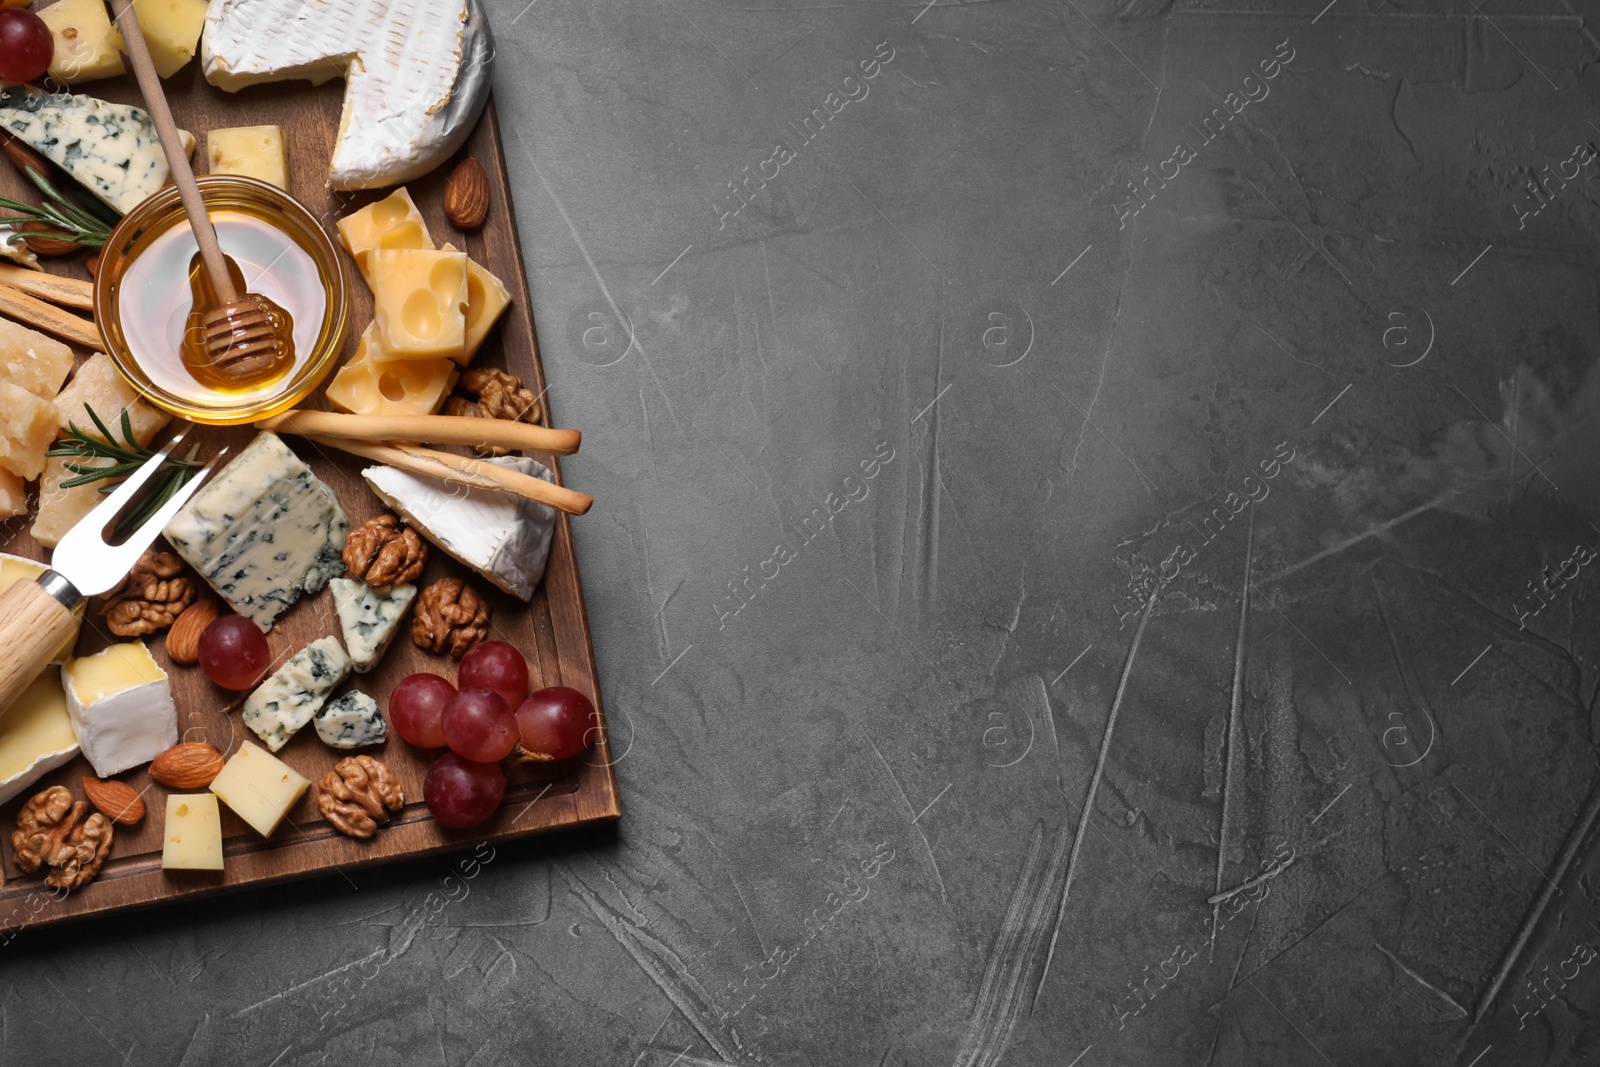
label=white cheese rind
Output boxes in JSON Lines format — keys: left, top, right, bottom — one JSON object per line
{"left": 62, "top": 650, "right": 178, "bottom": 777}
{"left": 165, "top": 432, "right": 348, "bottom": 630}
{"left": 314, "top": 690, "right": 387, "bottom": 749}
{"left": 329, "top": 578, "right": 415, "bottom": 673}
{"left": 362, "top": 456, "right": 557, "bottom": 601}
{"left": 0, "top": 88, "right": 195, "bottom": 213}
{"left": 201, "top": 0, "right": 494, "bottom": 189}
{"left": 242, "top": 636, "right": 350, "bottom": 752}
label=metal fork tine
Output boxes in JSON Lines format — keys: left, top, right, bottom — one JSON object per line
{"left": 65, "top": 428, "right": 190, "bottom": 532}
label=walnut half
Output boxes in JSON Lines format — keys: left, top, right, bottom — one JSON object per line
{"left": 317, "top": 755, "right": 404, "bottom": 839}
{"left": 444, "top": 368, "right": 541, "bottom": 455}
{"left": 12, "top": 786, "right": 113, "bottom": 891}
{"left": 343, "top": 513, "right": 427, "bottom": 589}
{"left": 100, "top": 548, "right": 194, "bottom": 637}
{"left": 412, "top": 577, "right": 490, "bottom": 659}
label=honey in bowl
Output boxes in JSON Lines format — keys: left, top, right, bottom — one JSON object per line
{"left": 96, "top": 176, "right": 348, "bottom": 426}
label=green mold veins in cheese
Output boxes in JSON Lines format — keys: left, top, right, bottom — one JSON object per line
{"left": 242, "top": 637, "right": 351, "bottom": 752}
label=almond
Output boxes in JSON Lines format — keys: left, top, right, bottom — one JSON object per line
{"left": 17, "top": 222, "right": 80, "bottom": 257}
{"left": 149, "top": 742, "right": 225, "bottom": 790}
{"left": 444, "top": 157, "right": 489, "bottom": 229}
{"left": 82, "top": 777, "right": 145, "bottom": 825}
{"left": 166, "top": 599, "right": 220, "bottom": 665}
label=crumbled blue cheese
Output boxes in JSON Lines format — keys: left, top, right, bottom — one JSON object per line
{"left": 165, "top": 432, "right": 348, "bottom": 630}
{"left": 329, "top": 578, "right": 415, "bottom": 673}
{"left": 242, "top": 637, "right": 350, "bottom": 752}
{"left": 0, "top": 88, "right": 195, "bottom": 214}
{"left": 314, "top": 690, "right": 387, "bottom": 749}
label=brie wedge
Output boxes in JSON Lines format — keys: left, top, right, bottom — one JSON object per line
{"left": 202, "top": 0, "right": 494, "bottom": 190}
{"left": 0, "top": 669, "right": 79, "bottom": 807}
{"left": 62, "top": 641, "right": 179, "bottom": 777}
{"left": 363, "top": 456, "right": 558, "bottom": 601}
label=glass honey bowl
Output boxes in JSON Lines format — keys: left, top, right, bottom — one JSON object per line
{"left": 95, "top": 175, "right": 348, "bottom": 425}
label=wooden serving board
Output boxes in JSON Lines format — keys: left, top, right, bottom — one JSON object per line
{"left": 0, "top": 60, "right": 619, "bottom": 931}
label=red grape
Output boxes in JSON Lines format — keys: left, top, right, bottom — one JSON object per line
{"left": 424, "top": 751, "right": 505, "bottom": 828}
{"left": 390, "top": 673, "right": 455, "bottom": 748}
{"left": 516, "top": 686, "right": 597, "bottom": 761}
{"left": 442, "top": 688, "right": 518, "bottom": 762}
{"left": 196, "top": 615, "right": 271, "bottom": 690}
{"left": 0, "top": 10, "right": 51, "bottom": 83}
{"left": 458, "top": 641, "right": 529, "bottom": 708}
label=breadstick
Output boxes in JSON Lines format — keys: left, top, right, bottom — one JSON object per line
{"left": 258, "top": 409, "right": 579, "bottom": 456}
{"left": 305, "top": 434, "right": 592, "bottom": 515}
{"left": 0, "top": 283, "right": 100, "bottom": 348}
{"left": 0, "top": 264, "right": 94, "bottom": 310}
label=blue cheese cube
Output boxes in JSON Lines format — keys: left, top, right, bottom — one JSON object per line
{"left": 314, "top": 690, "right": 388, "bottom": 749}
{"left": 242, "top": 637, "right": 350, "bottom": 752}
{"left": 165, "top": 432, "right": 348, "bottom": 630}
{"left": 329, "top": 578, "right": 416, "bottom": 673}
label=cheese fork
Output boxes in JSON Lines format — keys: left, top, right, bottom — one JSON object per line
{"left": 0, "top": 432, "right": 225, "bottom": 719}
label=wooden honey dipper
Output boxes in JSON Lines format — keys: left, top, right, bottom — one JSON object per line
{"left": 109, "top": 0, "right": 294, "bottom": 387}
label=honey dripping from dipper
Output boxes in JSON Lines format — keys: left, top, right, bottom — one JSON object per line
{"left": 180, "top": 249, "right": 296, "bottom": 389}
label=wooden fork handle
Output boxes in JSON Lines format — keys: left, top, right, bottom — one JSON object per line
{"left": 0, "top": 576, "right": 79, "bottom": 722}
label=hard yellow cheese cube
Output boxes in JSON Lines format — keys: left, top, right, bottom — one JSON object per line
{"left": 0, "top": 318, "right": 75, "bottom": 400}
{"left": 206, "top": 126, "right": 287, "bottom": 190}
{"left": 325, "top": 324, "right": 457, "bottom": 417}
{"left": 162, "top": 793, "right": 223, "bottom": 870}
{"left": 337, "top": 189, "right": 434, "bottom": 284}
{"left": 39, "top": 0, "right": 126, "bottom": 84}
{"left": 127, "top": 0, "right": 208, "bottom": 78}
{"left": 369, "top": 249, "right": 469, "bottom": 360}
{"left": 0, "top": 470, "right": 24, "bottom": 522}
{"left": 0, "top": 383, "right": 58, "bottom": 480}
{"left": 442, "top": 243, "right": 510, "bottom": 365}
{"left": 209, "top": 741, "right": 309, "bottom": 837}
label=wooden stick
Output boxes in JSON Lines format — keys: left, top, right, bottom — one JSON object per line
{"left": 108, "top": 0, "right": 238, "bottom": 305}
{"left": 258, "top": 409, "right": 580, "bottom": 456}
{"left": 305, "top": 434, "right": 593, "bottom": 515}
{"left": 0, "top": 283, "right": 101, "bottom": 348}
{"left": 0, "top": 264, "right": 93, "bottom": 310}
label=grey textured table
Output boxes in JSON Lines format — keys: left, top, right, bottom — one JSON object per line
{"left": 10, "top": 1, "right": 1600, "bottom": 1064}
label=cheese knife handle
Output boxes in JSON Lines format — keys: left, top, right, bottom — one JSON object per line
{"left": 0, "top": 575, "right": 78, "bottom": 721}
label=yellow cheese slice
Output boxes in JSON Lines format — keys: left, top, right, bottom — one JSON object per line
{"left": 337, "top": 189, "right": 434, "bottom": 285}
{"left": 368, "top": 249, "right": 468, "bottom": 360}
{"left": 39, "top": 0, "right": 127, "bottom": 84}
{"left": 129, "top": 0, "right": 208, "bottom": 78}
{"left": 207, "top": 125, "right": 288, "bottom": 190}
{"left": 209, "top": 741, "right": 309, "bottom": 837}
{"left": 441, "top": 243, "right": 510, "bottom": 365}
{"left": 324, "top": 324, "right": 458, "bottom": 417}
{"left": 162, "top": 793, "right": 224, "bottom": 870}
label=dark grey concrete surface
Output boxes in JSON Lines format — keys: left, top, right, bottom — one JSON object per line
{"left": 10, "top": 0, "right": 1600, "bottom": 1064}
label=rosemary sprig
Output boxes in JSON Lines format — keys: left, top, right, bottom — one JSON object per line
{"left": 0, "top": 169, "right": 112, "bottom": 249}
{"left": 47, "top": 407, "right": 202, "bottom": 534}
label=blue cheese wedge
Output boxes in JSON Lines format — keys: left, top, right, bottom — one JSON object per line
{"left": 0, "top": 87, "right": 196, "bottom": 213}
{"left": 329, "top": 578, "right": 415, "bottom": 673}
{"left": 165, "top": 432, "right": 348, "bottom": 630}
{"left": 314, "top": 690, "right": 387, "bottom": 749}
{"left": 362, "top": 456, "right": 557, "bottom": 601}
{"left": 242, "top": 637, "right": 350, "bottom": 752}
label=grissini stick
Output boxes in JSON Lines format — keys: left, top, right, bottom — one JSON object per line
{"left": 257, "top": 409, "right": 580, "bottom": 456}
{"left": 304, "top": 434, "right": 593, "bottom": 515}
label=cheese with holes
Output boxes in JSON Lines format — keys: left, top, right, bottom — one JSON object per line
{"left": 34, "top": 353, "right": 172, "bottom": 548}
{"left": 242, "top": 637, "right": 350, "bottom": 751}
{"left": 0, "top": 88, "right": 195, "bottom": 213}
{"left": 330, "top": 577, "right": 416, "bottom": 673}
{"left": 202, "top": 0, "right": 494, "bottom": 189}
{"left": 337, "top": 189, "right": 434, "bottom": 283}
{"left": 0, "top": 554, "right": 80, "bottom": 663}
{"left": 0, "top": 318, "right": 74, "bottom": 401}
{"left": 315, "top": 690, "right": 388, "bottom": 749}
{"left": 40, "top": 0, "right": 126, "bottom": 84}
{"left": 0, "top": 384, "right": 57, "bottom": 480}
{"left": 364, "top": 456, "right": 558, "bottom": 600}
{"left": 0, "top": 669, "right": 78, "bottom": 806}
{"left": 128, "top": 0, "right": 209, "bottom": 78}
{"left": 369, "top": 249, "right": 469, "bottom": 359}
{"left": 210, "top": 741, "right": 309, "bottom": 837}
{"left": 165, "top": 432, "right": 348, "bottom": 630}
{"left": 207, "top": 125, "right": 287, "bottom": 189}
{"left": 162, "top": 793, "right": 224, "bottom": 870}
{"left": 442, "top": 243, "right": 510, "bottom": 364}
{"left": 324, "top": 324, "right": 457, "bottom": 418}
{"left": 63, "top": 641, "right": 178, "bottom": 777}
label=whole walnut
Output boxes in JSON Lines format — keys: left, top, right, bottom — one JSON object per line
{"left": 445, "top": 368, "right": 541, "bottom": 455}
{"left": 101, "top": 549, "right": 194, "bottom": 637}
{"left": 413, "top": 577, "right": 490, "bottom": 658}
{"left": 12, "top": 786, "right": 114, "bottom": 891}
{"left": 344, "top": 513, "right": 427, "bottom": 588}
{"left": 318, "top": 755, "right": 405, "bottom": 839}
